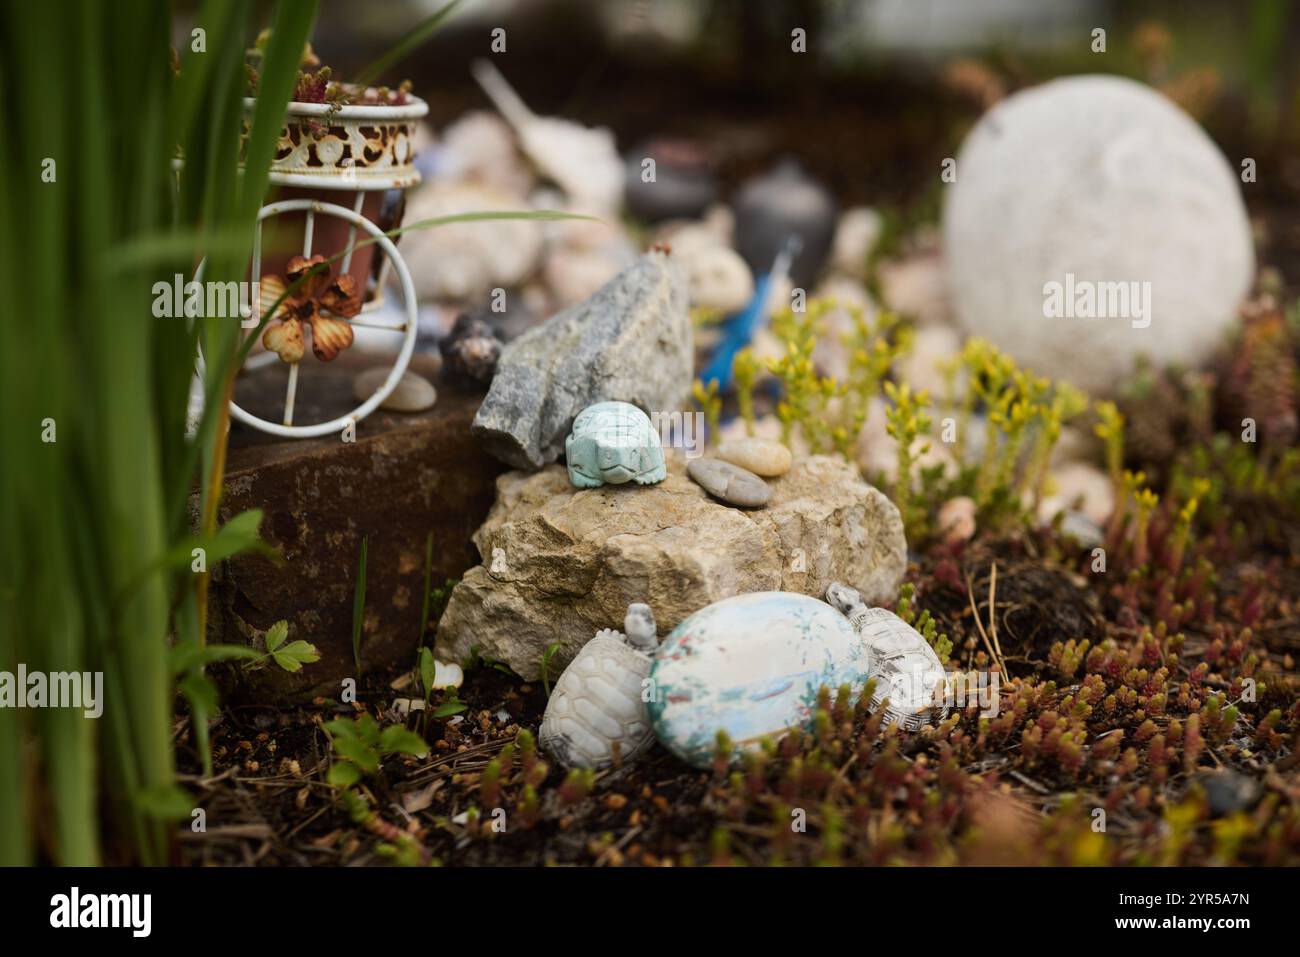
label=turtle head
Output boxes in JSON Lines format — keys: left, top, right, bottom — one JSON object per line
{"left": 825, "top": 581, "right": 864, "bottom": 617}
{"left": 596, "top": 441, "right": 641, "bottom": 484}
{"left": 623, "top": 603, "right": 657, "bottom": 651}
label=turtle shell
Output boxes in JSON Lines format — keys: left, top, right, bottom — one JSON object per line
{"left": 853, "top": 607, "right": 949, "bottom": 731}
{"left": 648, "top": 592, "right": 873, "bottom": 768}
{"left": 539, "top": 634, "right": 655, "bottom": 769}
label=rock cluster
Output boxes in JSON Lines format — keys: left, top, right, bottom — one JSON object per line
{"left": 471, "top": 250, "right": 693, "bottom": 469}
{"left": 437, "top": 455, "right": 907, "bottom": 679}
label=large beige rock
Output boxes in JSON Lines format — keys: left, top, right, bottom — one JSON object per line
{"left": 438, "top": 455, "right": 907, "bottom": 679}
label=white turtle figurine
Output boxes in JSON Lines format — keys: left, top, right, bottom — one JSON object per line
{"left": 825, "top": 582, "right": 949, "bottom": 731}
{"left": 565, "top": 401, "right": 667, "bottom": 488}
{"left": 539, "top": 603, "right": 659, "bottom": 769}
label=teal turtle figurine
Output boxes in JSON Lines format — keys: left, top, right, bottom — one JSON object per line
{"left": 565, "top": 401, "right": 667, "bottom": 488}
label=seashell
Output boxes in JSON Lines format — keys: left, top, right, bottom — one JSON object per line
{"left": 540, "top": 603, "right": 658, "bottom": 769}
{"left": 565, "top": 401, "right": 667, "bottom": 488}
{"left": 308, "top": 310, "right": 354, "bottom": 362}
{"left": 390, "top": 697, "right": 427, "bottom": 719}
{"left": 649, "top": 591, "right": 872, "bottom": 768}
{"left": 472, "top": 60, "right": 623, "bottom": 212}
{"left": 431, "top": 660, "right": 464, "bottom": 690}
{"left": 262, "top": 316, "right": 305, "bottom": 363}
{"left": 683, "top": 245, "right": 753, "bottom": 314}
{"left": 439, "top": 314, "right": 502, "bottom": 388}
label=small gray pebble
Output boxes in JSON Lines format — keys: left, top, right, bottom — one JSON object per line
{"left": 687, "top": 457, "right": 771, "bottom": 508}
{"left": 1196, "top": 770, "right": 1260, "bottom": 817}
{"left": 1059, "top": 509, "right": 1104, "bottom": 548}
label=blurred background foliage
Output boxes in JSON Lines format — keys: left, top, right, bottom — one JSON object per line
{"left": 180, "top": 0, "right": 1300, "bottom": 202}
{"left": 168, "top": 0, "right": 1300, "bottom": 282}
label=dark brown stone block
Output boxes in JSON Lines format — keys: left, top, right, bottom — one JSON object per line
{"left": 203, "top": 353, "right": 503, "bottom": 702}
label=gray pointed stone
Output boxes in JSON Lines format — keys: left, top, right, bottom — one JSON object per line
{"left": 471, "top": 250, "right": 692, "bottom": 469}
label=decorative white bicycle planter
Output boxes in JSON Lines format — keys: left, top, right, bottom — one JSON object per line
{"left": 230, "top": 198, "right": 418, "bottom": 439}
{"left": 198, "top": 91, "right": 428, "bottom": 439}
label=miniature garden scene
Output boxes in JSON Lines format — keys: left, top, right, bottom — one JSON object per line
{"left": 3, "top": 0, "right": 1299, "bottom": 885}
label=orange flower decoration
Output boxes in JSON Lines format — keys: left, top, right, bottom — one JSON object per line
{"left": 259, "top": 254, "right": 363, "bottom": 363}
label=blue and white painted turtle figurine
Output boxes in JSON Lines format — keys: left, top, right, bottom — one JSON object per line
{"left": 648, "top": 588, "right": 874, "bottom": 768}
{"left": 565, "top": 401, "right": 667, "bottom": 488}
{"left": 649, "top": 582, "right": 948, "bottom": 768}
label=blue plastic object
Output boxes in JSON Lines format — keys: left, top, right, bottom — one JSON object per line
{"left": 700, "top": 236, "right": 801, "bottom": 392}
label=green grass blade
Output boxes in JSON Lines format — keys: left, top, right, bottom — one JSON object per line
{"left": 353, "top": 0, "right": 465, "bottom": 88}
{"left": 352, "top": 536, "right": 369, "bottom": 675}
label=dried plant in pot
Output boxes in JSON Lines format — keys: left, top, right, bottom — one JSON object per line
{"left": 221, "top": 31, "right": 583, "bottom": 437}
{"left": 242, "top": 53, "right": 428, "bottom": 313}
{"left": 225, "top": 47, "right": 429, "bottom": 436}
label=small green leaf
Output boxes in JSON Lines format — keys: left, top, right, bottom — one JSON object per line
{"left": 380, "top": 725, "right": 429, "bottom": 758}
{"left": 541, "top": 641, "right": 562, "bottom": 697}
{"left": 327, "top": 762, "right": 363, "bottom": 789}
{"left": 270, "top": 639, "right": 320, "bottom": 673}
{"left": 179, "top": 670, "right": 219, "bottom": 716}
{"left": 355, "top": 713, "right": 381, "bottom": 747}
{"left": 333, "top": 737, "right": 380, "bottom": 773}
{"left": 323, "top": 718, "right": 359, "bottom": 740}
{"left": 160, "top": 509, "right": 278, "bottom": 576}
{"left": 170, "top": 641, "right": 263, "bottom": 676}
{"left": 265, "top": 620, "right": 289, "bottom": 653}
{"left": 418, "top": 646, "right": 435, "bottom": 700}
{"left": 432, "top": 700, "right": 468, "bottom": 718}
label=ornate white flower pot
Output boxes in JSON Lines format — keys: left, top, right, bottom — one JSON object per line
{"left": 245, "top": 93, "right": 429, "bottom": 304}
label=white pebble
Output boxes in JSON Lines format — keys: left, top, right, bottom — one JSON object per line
{"left": 353, "top": 367, "right": 437, "bottom": 413}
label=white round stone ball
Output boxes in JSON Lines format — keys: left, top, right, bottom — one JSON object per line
{"left": 943, "top": 75, "right": 1254, "bottom": 395}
